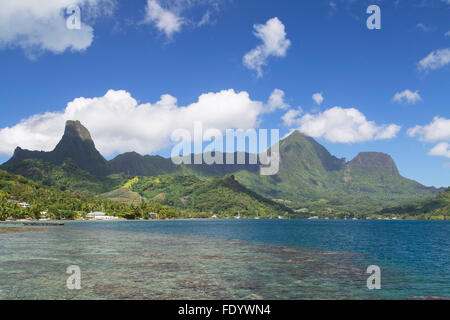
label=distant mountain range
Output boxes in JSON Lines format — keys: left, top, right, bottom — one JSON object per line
{"left": 1, "top": 120, "right": 441, "bottom": 215}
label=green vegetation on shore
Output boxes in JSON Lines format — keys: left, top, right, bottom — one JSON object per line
{"left": 0, "top": 170, "right": 207, "bottom": 221}
{"left": 374, "top": 187, "right": 449, "bottom": 220}
{"left": 128, "top": 174, "right": 292, "bottom": 218}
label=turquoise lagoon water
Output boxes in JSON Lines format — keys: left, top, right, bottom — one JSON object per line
{"left": 0, "top": 219, "right": 449, "bottom": 299}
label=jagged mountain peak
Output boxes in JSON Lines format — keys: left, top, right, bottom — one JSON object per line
{"left": 64, "top": 120, "right": 93, "bottom": 142}
{"left": 278, "top": 130, "right": 346, "bottom": 172}
{"left": 3, "top": 120, "right": 110, "bottom": 176}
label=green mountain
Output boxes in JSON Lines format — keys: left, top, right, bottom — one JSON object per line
{"left": 375, "top": 188, "right": 449, "bottom": 219}
{"left": 109, "top": 152, "right": 177, "bottom": 176}
{"left": 109, "top": 151, "right": 260, "bottom": 177}
{"left": 100, "top": 187, "right": 143, "bottom": 206}
{"left": 1, "top": 120, "right": 440, "bottom": 216}
{"left": 102, "top": 174, "right": 292, "bottom": 217}
{"left": 2, "top": 120, "right": 111, "bottom": 176}
{"left": 233, "top": 131, "right": 438, "bottom": 214}
{"left": 2, "top": 158, "right": 127, "bottom": 194}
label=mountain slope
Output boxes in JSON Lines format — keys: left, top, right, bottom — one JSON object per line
{"left": 234, "top": 131, "right": 438, "bottom": 213}
{"left": 2, "top": 158, "right": 127, "bottom": 194}
{"left": 109, "top": 152, "right": 178, "bottom": 176}
{"left": 106, "top": 174, "right": 293, "bottom": 217}
{"left": 109, "top": 151, "right": 260, "bottom": 177}
{"left": 376, "top": 188, "right": 449, "bottom": 219}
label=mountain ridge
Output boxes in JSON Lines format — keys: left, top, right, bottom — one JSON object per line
{"left": 0, "top": 120, "right": 440, "bottom": 214}
{"left": 3, "top": 120, "right": 111, "bottom": 176}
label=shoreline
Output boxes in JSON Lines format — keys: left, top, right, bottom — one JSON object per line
{"left": 1, "top": 218, "right": 445, "bottom": 223}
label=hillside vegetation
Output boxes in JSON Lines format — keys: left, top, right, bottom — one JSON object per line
{"left": 0, "top": 170, "right": 211, "bottom": 221}
{"left": 104, "top": 175, "right": 293, "bottom": 218}
{"left": 2, "top": 158, "right": 127, "bottom": 194}
{"left": 376, "top": 188, "right": 449, "bottom": 220}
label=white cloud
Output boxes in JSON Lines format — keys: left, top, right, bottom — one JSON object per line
{"left": 312, "top": 92, "right": 324, "bottom": 106}
{"left": 428, "top": 142, "right": 450, "bottom": 158}
{"left": 392, "top": 90, "right": 422, "bottom": 104}
{"left": 0, "top": 0, "right": 113, "bottom": 55}
{"left": 407, "top": 117, "right": 450, "bottom": 142}
{"left": 418, "top": 48, "right": 450, "bottom": 72}
{"left": 409, "top": 117, "right": 450, "bottom": 161}
{"left": 284, "top": 107, "right": 401, "bottom": 143}
{"left": 445, "top": 31, "right": 450, "bottom": 37}
{"left": 282, "top": 107, "right": 303, "bottom": 127}
{"left": 263, "top": 89, "right": 290, "bottom": 113}
{"left": 143, "top": 0, "right": 223, "bottom": 38}
{"left": 144, "top": 0, "right": 184, "bottom": 38}
{"left": 416, "top": 23, "right": 434, "bottom": 32}
{"left": 243, "top": 17, "right": 291, "bottom": 77}
{"left": 0, "top": 89, "right": 284, "bottom": 157}
{"left": 198, "top": 10, "right": 212, "bottom": 27}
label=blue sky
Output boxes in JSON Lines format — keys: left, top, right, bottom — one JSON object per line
{"left": 0, "top": 0, "right": 449, "bottom": 187}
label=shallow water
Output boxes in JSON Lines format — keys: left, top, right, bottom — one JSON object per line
{"left": 0, "top": 220, "right": 449, "bottom": 299}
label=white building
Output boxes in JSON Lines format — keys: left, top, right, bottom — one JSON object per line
{"left": 19, "top": 202, "right": 30, "bottom": 208}
{"left": 86, "top": 212, "right": 119, "bottom": 220}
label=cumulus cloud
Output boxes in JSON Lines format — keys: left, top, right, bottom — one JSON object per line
{"left": 428, "top": 142, "right": 450, "bottom": 159}
{"left": 283, "top": 107, "right": 401, "bottom": 143}
{"left": 446, "top": 31, "right": 450, "bottom": 37}
{"left": 392, "top": 90, "right": 422, "bottom": 104}
{"left": 243, "top": 17, "right": 291, "bottom": 77}
{"left": 144, "top": 0, "right": 184, "bottom": 38}
{"left": 407, "top": 117, "right": 450, "bottom": 142}
{"left": 408, "top": 117, "right": 450, "bottom": 161}
{"left": 0, "top": 89, "right": 284, "bottom": 157}
{"left": 418, "top": 48, "right": 450, "bottom": 72}
{"left": 312, "top": 92, "right": 324, "bottom": 106}
{"left": 0, "top": 0, "right": 113, "bottom": 55}
{"left": 263, "top": 89, "right": 290, "bottom": 113}
{"left": 282, "top": 107, "right": 303, "bottom": 127}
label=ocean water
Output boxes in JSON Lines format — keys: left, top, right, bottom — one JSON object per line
{"left": 0, "top": 219, "right": 449, "bottom": 300}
